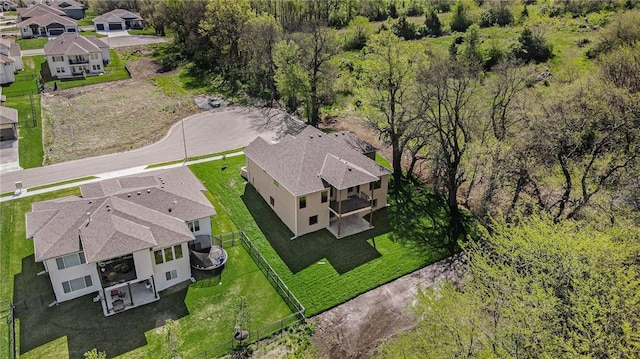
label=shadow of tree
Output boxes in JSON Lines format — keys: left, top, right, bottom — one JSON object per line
{"left": 386, "top": 180, "right": 456, "bottom": 257}
{"left": 241, "top": 185, "right": 390, "bottom": 274}
{"left": 14, "top": 256, "right": 189, "bottom": 358}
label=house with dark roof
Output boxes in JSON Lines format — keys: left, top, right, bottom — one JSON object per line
{"left": 23, "top": 0, "right": 85, "bottom": 19}
{"left": 44, "top": 33, "right": 110, "bottom": 78}
{"left": 1, "top": 0, "right": 17, "bottom": 11}
{"left": 93, "top": 9, "right": 144, "bottom": 31}
{"left": 26, "top": 167, "right": 217, "bottom": 316}
{"left": 0, "top": 105, "right": 18, "bottom": 140}
{"left": 244, "top": 126, "right": 390, "bottom": 239}
{"left": 18, "top": 9, "right": 78, "bottom": 39}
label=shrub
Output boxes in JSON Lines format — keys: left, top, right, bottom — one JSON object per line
{"left": 450, "top": 0, "right": 474, "bottom": 32}
{"left": 512, "top": 27, "right": 553, "bottom": 63}
{"left": 424, "top": 8, "right": 443, "bottom": 36}
{"left": 392, "top": 15, "right": 421, "bottom": 40}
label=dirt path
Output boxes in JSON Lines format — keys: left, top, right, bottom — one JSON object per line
{"left": 309, "top": 254, "right": 465, "bottom": 359}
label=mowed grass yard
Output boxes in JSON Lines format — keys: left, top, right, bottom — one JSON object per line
{"left": 0, "top": 184, "right": 291, "bottom": 358}
{"left": 191, "top": 156, "right": 451, "bottom": 316}
{"left": 1, "top": 56, "right": 45, "bottom": 169}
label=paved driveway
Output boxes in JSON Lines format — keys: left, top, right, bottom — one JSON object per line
{"left": 0, "top": 139, "right": 20, "bottom": 173}
{"left": 0, "top": 107, "right": 303, "bottom": 193}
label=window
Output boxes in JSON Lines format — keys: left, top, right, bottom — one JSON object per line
{"left": 270, "top": 196, "right": 274, "bottom": 206}
{"left": 52, "top": 55, "right": 63, "bottom": 62}
{"left": 154, "top": 250, "right": 164, "bottom": 264}
{"left": 56, "top": 67, "right": 65, "bottom": 73}
{"left": 372, "top": 199, "right": 378, "bottom": 208}
{"left": 187, "top": 220, "right": 200, "bottom": 232}
{"left": 164, "top": 247, "right": 174, "bottom": 262}
{"left": 90, "top": 53, "right": 98, "bottom": 59}
{"left": 165, "top": 269, "right": 177, "bottom": 281}
{"left": 299, "top": 196, "right": 306, "bottom": 209}
{"left": 155, "top": 245, "right": 183, "bottom": 264}
{"left": 62, "top": 275, "right": 92, "bottom": 293}
{"left": 370, "top": 179, "right": 382, "bottom": 190}
{"left": 56, "top": 252, "right": 86, "bottom": 270}
{"left": 321, "top": 191, "right": 328, "bottom": 203}
{"left": 309, "top": 215, "right": 318, "bottom": 225}
{"left": 92, "top": 64, "right": 101, "bottom": 71}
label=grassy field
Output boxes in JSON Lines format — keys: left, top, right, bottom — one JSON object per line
{"left": 1, "top": 56, "right": 45, "bottom": 169}
{"left": 1, "top": 185, "right": 291, "bottom": 358}
{"left": 190, "top": 156, "right": 451, "bottom": 316}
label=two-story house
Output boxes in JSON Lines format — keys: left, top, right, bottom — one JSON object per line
{"left": 26, "top": 167, "right": 217, "bottom": 316}
{"left": 244, "top": 126, "right": 390, "bottom": 239}
{"left": 44, "top": 33, "right": 110, "bottom": 79}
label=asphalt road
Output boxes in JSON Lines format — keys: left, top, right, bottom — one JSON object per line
{"left": 0, "top": 107, "right": 302, "bottom": 193}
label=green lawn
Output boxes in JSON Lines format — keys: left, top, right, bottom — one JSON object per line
{"left": 1, "top": 56, "right": 45, "bottom": 169}
{"left": 190, "top": 156, "right": 451, "bottom": 316}
{"left": 42, "top": 50, "right": 130, "bottom": 90}
{"left": 1, "top": 184, "right": 291, "bottom": 358}
{"left": 15, "top": 37, "right": 48, "bottom": 50}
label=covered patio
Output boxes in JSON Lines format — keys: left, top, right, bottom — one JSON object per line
{"left": 100, "top": 278, "right": 159, "bottom": 316}
{"left": 328, "top": 215, "right": 373, "bottom": 239}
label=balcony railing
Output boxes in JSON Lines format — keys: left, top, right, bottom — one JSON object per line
{"left": 69, "top": 58, "right": 89, "bottom": 64}
{"left": 329, "top": 192, "right": 371, "bottom": 215}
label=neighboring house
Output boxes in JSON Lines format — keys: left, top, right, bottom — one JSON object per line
{"left": 17, "top": 3, "right": 66, "bottom": 21}
{"left": 0, "top": 54, "right": 16, "bottom": 84}
{"left": 23, "top": 0, "right": 85, "bottom": 19}
{"left": 18, "top": 12, "right": 78, "bottom": 39}
{"left": 25, "top": 167, "right": 217, "bottom": 316}
{"left": 244, "top": 126, "right": 391, "bottom": 239}
{"left": 93, "top": 9, "right": 144, "bottom": 31}
{"left": 0, "top": 38, "right": 23, "bottom": 72}
{"left": 1, "top": 0, "right": 17, "bottom": 11}
{"left": 44, "top": 33, "right": 110, "bottom": 79}
{"left": 0, "top": 105, "right": 18, "bottom": 141}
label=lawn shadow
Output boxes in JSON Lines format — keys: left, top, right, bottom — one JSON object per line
{"left": 14, "top": 256, "right": 189, "bottom": 358}
{"left": 241, "top": 185, "right": 390, "bottom": 274}
{"left": 386, "top": 181, "right": 453, "bottom": 258}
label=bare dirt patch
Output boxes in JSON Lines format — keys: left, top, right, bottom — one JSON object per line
{"left": 41, "top": 48, "right": 201, "bottom": 164}
{"left": 309, "top": 255, "right": 465, "bottom": 359}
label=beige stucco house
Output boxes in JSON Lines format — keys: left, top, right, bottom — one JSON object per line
{"left": 44, "top": 33, "right": 110, "bottom": 79}
{"left": 26, "top": 167, "right": 216, "bottom": 316}
{"left": 244, "top": 126, "right": 390, "bottom": 239}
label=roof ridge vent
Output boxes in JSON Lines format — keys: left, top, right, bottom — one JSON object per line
{"left": 147, "top": 189, "right": 151, "bottom": 193}
{"left": 310, "top": 135, "right": 313, "bottom": 138}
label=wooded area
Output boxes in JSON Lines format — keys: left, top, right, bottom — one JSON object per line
{"left": 88, "top": 0, "right": 640, "bottom": 356}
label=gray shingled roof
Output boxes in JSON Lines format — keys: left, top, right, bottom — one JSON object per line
{"left": 244, "top": 126, "right": 390, "bottom": 196}
{"left": 0, "top": 106, "right": 18, "bottom": 125}
{"left": 27, "top": 167, "right": 216, "bottom": 262}
{"left": 319, "top": 154, "right": 380, "bottom": 190}
{"left": 44, "top": 33, "right": 106, "bottom": 56}
{"left": 19, "top": 12, "right": 77, "bottom": 27}
{"left": 0, "top": 53, "right": 14, "bottom": 65}
{"left": 330, "top": 131, "right": 377, "bottom": 155}
{"left": 0, "top": 39, "right": 21, "bottom": 57}
{"left": 18, "top": 3, "right": 66, "bottom": 18}
{"left": 94, "top": 9, "right": 142, "bottom": 22}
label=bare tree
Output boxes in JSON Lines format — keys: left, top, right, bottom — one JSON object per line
{"left": 361, "top": 31, "right": 426, "bottom": 188}
{"left": 418, "top": 56, "right": 481, "bottom": 247}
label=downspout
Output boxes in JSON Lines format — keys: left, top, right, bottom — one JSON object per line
{"left": 293, "top": 194, "right": 298, "bottom": 240}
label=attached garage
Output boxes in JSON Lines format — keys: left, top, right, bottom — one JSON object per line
{"left": 49, "top": 28, "right": 64, "bottom": 35}
{"left": 108, "top": 23, "right": 123, "bottom": 30}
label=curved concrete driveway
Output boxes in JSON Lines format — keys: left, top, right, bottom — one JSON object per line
{"left": 0, "top": 107, "right": 302, "bottom": 193}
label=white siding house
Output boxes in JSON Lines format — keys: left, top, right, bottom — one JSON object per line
{"left": 26, "top": 167, "right": 217, "bottom": 316}
{"left": 93, "top": 9, "right": 143, "bottom": 31}
{"left": 0, "top": 54, "right": 16, "bottom": 84}
{"left": 44, "top": 33, "right": 110, "bottom": 79}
